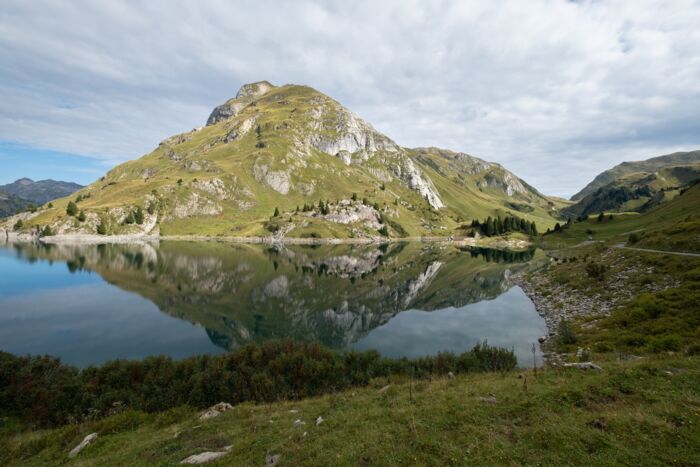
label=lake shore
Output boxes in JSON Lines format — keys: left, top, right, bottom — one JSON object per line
{"left": 2, "top": 229, "right": 533, "bottom": 249}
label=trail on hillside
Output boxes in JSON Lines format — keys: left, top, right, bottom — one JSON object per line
{"left": 613, "top": 244, "right": 700, "bottom": 258}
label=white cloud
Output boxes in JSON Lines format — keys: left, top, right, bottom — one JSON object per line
{"left": 1, "top": 0, "right": 699, "bottom": 196}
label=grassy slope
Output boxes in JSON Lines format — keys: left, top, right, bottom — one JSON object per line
{"left": 571, "top": 149, "right": 700, "bottom": 200}
{"left": 541, "top": 183, "right": 700, "bottom": 253}
{"left": 562, "top": 164, "right": 700, "bottom": 218}
{"left": 2, "top": 356, "right": 699, "bottom": 466}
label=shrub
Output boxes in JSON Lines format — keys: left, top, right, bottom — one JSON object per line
{"left": 12, "top": 219, "right": 23, "bottom": 231}
{"left": 648, "top": 335, "right": 682, "bottom": 353}
{"left": 557, "top": 320, "right": 578, "bottom": 346}
{"left": 66, "top": 201, "right": 78, "bottom": 216}
{"left": 77, "top": 211, "right": 86, "bottom": 222}
{"left": 134, "top": 207, "right": 144, "bottom": 225}
{"left": 41, "top": 225, "right": 53, "bottom": 237}
{"left": 628, "top": 232, "right": 641, "bottom": 244}
{"left": 585, "top": 262, "right": 607, "bottom": 280}
{"left": 96, "top": 220, "right": 107, "bottom": 235}
{"left": 0, "top": 340, "right": 516, "bottom": 427}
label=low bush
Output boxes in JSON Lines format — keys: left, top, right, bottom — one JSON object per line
{"left": 0, "top": 340, "right": 515, "bottom": 427}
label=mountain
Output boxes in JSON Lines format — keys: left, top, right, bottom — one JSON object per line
{"left": 563, "top": 163, "right": 700, "bottom": 218}
{"left": 0, "top": 178, "right": 83, "bottom": 205}
{"left": 2, "top": 81, "right": 560, "bottom": 238}
{"left": 571, "top": 150, "right": 700, "bottom": 201}
{"left": 0, "top": 190, "right": 31, "bottom": 218}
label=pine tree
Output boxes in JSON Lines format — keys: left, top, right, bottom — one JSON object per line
{"left": 66, "top": 201, "right": 78, "bottom": 216}
{"left": 352, "top": 193, "right": 358, "bottom": 201}
{"left": 273, "top": 207, "right": 280, "bottom": 217}
{"left": 41, "top": 225, "right": 53, "bottom": 237}
{"left": 134, "top": 207, "right": 144, "bottom": 225}
{"left": 77, "top": 211, "right": 86, "bottom": 222}
{"left": 597, "top": 212, "right": 605, "bottom": 222}
{"left": 97, "top": 220, "right": 107, "bottom": 235}
{"left": 13, "top": 219, "right": 23, "bottom": 231}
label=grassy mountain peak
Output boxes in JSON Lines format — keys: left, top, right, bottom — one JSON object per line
{"left": 2, "top": 82, "right": 561, "bottom": 239}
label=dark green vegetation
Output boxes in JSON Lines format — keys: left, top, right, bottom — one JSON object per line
{"left": 0, "top": 340, "right": 515, "bottom": 428}
{"left": 465, "top": 214, "right": 537, "bottom": 237}
{"left": 1, "top": 355, "right": 698, "bottom": 465}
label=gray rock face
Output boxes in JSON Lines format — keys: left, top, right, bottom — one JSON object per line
{"left": 199, "top": 402, "right": 234, "bottom": 421}
{"left": 236, "top": 80, "right": 275, "bottom": 99}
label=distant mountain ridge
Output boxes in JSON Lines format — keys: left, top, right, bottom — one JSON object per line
{"left": 571, "top": 150, "right": 700, "bottom": 201}
{"left": 0, "top": 189, "right": 31, "bottom": 218}
{"left": 0, "top": 178, "right": 83, "bottom": 206}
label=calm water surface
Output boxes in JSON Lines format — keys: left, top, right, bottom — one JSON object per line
{"left": 0, "top": 241, "right": 546, "bottom": 367}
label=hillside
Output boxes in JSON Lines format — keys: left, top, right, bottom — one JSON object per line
{"left": 543, "top": 182, "right": 700, "bottom": 253}
{"left": 1, "top": 81, "right": 560, "bottom": 240}
{"left": 571, "top": 150, "right": 700, "bottom": 201}
{"left": 562, "top": 163, "right": 700, "bottom": 218}
{"left": 0, "top": 190, "right": 31, "bottom": 218}
{"left": 2, "top": 355, "right": 698, "bottom": 466}
{"left": 0, "top": 178, "right": 82, "bottom": 206}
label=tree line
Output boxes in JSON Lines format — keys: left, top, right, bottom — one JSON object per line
{"left": 468, "top": 215, "right": 538, "bottom": 237}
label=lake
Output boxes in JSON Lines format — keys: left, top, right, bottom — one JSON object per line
{"left": 0, "top": 241, "right": 546, "bottom": 367}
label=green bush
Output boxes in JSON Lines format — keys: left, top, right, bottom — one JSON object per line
{"left": 557, "top": 320, "right": 578, "bottom": 346}
{"left": 628, "top": 232, "right": 641, "bottom": 244}
{"left": 0, "top": 340, "right": 516, "bottom": 427}
{"left": 66, "top": 201, "right": 78, "bottom": 216}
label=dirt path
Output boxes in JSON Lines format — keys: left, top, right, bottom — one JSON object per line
{"left": 614, "top": 243, "right": 700, "bottom": 258}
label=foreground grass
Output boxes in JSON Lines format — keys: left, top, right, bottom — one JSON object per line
{"left": 2, "top": 355, "right": 699, "bottom": 466}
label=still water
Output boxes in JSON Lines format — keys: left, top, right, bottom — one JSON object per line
{"left": 0, "top": 241, "right": 546, "bottom": 367}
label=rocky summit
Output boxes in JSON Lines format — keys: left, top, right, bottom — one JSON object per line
{"left": 1, "top": 81, "right": 562, "bottom": 240}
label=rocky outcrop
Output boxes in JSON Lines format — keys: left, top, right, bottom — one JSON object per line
{"left": 206, "top": 81, "right": 275, "bottom": 126}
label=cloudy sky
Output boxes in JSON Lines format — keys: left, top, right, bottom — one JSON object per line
{"left": 1, "top": 0, "right": 699, "bottom": 197}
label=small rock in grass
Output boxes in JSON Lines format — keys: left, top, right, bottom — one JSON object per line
{"left": 447, "top": 371, "right": 455, "bottom": 379}
{"left": 68, "top": 433, "right": 98, "bottom": 458}
{"left": 316, "top": 415, "right": 324, "bottom": 426}
{"left": 180, "top": 446, "right": 232, "bottom": 465}
{"left": 288, "top": 409, "right": 299, "bottom": 414}
{"left": 378, "top": 384, "right": 391, "bottom": 393}
{"left": 266, "top": 453, "right": 280, "bottom": 466}
{"left": 563, "top": 362, "right": 603, "bottom": 371}
{"left": 294, "top": 419, "right": 306, "bottom": 427}
{"left": 477, "top": 396, "right": 497, "bottom": 404}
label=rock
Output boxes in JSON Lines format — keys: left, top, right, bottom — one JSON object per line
{"left": 378, "top": 384, "right": 391, "bottom": 393}
{"left": 68, "top": 433, "right": 98, "bottom": 458}
{"left": 294, "top": 419, "right": 306, "bottom": 427}
{"left": 180, "top": 446, "right": 232, "bottom": 464}
{"left": 288, "top": 409, "right": 299, "bottom": 414}
{"left": 316, "top": 415, "right": 324, "bottom": 426}
{"left": 538, "top": 335, "right": 547, "bottom": 343}
{"left": 199, "top": 402, "right": 234, "bottom": 421}
{"left": 477, "top": 396, "right": 498, "bottom": 404}
{"left": 266, "top": 453, "right": 280, "bottom": 466}
{"left": 563, "top": 362, "right": 603, "bottom": 371}
{"left": 447, "top": 371, "right": 455, "bottom": 379}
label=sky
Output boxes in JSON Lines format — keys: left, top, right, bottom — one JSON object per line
{"left": 1, "top": 1, "right": 699, "bottom": 197}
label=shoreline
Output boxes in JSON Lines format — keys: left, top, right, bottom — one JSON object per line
{"left": 2, "top": 230, "right": 534, "bottom": 250}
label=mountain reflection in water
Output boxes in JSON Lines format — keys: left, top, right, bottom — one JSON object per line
{"left": 0, "top": 241, "right": 545, "bottom": 366}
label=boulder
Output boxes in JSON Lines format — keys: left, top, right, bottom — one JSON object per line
{"left": 68, "top": 433, "right": 98, "bottom": 458}
{"left": 266, "top": 453, "right": 280, "bottom": 466}
{"left": 199, "top": 402, "right": 234, "bottom": 421}
{"left": 180, "top": 446, "right": 232, "bottom": 464}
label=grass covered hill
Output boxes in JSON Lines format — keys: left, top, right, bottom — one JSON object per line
{"left": 570, "top": 149, "right": 700, "bottom": 201}
{"left": 563, "top": 163, "right": 700, "bottom": 219}
{"left": 2, "top": 81, "right": 561, "bottom": 239}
